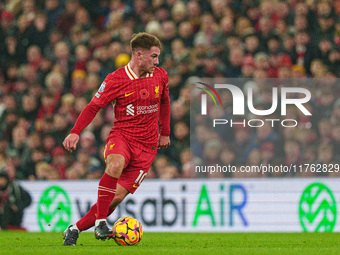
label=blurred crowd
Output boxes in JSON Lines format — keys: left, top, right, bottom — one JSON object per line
{"left": 0, "top": 0, "right": 339, "bottom": 181}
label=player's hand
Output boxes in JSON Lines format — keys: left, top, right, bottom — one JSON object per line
{"left": 158, "top": 135, "right": 170, "bottom": 149}
{"left": 63, "top": 133, "right": 79, "bottom": 152}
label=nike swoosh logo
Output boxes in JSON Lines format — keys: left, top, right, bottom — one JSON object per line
{"left": 99, "top": 195, "right": 108, "bottom": 197}
{"left": 133, "top": 184, "right": 139, "bottom": 188}
{"left": 125, "top": 92, "right": 135, "bottom": 97}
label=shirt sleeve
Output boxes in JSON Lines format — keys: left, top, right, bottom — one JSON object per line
{"left": 159, "top": 71, "right": 171, "bottom": 136}
{"left": 70, "top": 101, "right": 101, "bottom": 135}
{"left": 91, "top": 73, "right": 117, "bottom": 109}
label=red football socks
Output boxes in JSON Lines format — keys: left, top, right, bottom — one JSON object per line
{"left": 96, "top": 173, "right": 118, "bottom": 220}
{"left": 76, "top": 173, "right": 117, "bottom": 231}
{"left": 76, "top": 203, "right": 115, "bottom": 231}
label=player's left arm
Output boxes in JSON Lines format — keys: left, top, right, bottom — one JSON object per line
{"left": 158, "top": 71, "right": 171, "bottom": 149}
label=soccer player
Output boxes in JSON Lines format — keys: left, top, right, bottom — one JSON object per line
{"left": 62, "top": 32, "right": 170, "bottom": 245}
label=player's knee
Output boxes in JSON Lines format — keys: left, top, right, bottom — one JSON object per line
{"left": 106, "top": 161, "right": 123, "bottom": 175}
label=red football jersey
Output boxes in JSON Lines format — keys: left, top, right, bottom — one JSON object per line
{"left": 91, "top": 63, "right": 170, "bottom": 154}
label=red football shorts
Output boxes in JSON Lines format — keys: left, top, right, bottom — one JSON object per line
{"left": 103, "top": 134, "right": 156, "bottom": 194}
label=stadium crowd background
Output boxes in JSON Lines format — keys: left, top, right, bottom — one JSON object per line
{"left": 0, "top": 0, "right": 339, "bottom": 181}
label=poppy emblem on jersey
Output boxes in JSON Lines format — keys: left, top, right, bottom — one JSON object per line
{"left": 155, "top": 86, "right": 159, "bottom": 98}
{"left": 98, "top": 82, "right": 106, "bottom": 93}
{"left": 140, "top": 89, "right": 149, "bottom": 99}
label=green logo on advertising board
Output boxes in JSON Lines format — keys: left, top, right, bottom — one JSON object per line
{"left": 299, "top": 183, "right": 336, "bottom": 232}
{"left": 38, "top": 186, "right": 72, "bottom": 232}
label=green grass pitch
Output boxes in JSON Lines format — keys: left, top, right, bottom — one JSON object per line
{"left": 0, "top": 232, "right": 339, "bottom": 255}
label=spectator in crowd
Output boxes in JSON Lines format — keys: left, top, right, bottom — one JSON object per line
{"left": 260, "top": 142, "right": 276, "bottom": 166}
{"left": 35, "top": 161, "right": 59, "bottom": 180}
{"left": 31, "top": 12, "right": 49, "bottom": 50}
{"left": 233, "top": 148, "right": 262, "bottom": 178}
{"left": 219, "top": 146, "right": 237, "bottom": 178}
{"left": 317, "top": 118, "right": 333, "bottom": 145}
{"left": 315, "top": 144, "right": 335, "bottom": 176}
{"left": 58, "top": 93, "right": 77, "bottom": 124}
{"left": 44, "top": 0, "right": 64, "bottom": 30}
{"left": 78, "top": 131, "right": 98, "bottom": 158}
{"left": 153, "top": 155, "right": 172, "bottom": 179}
{"left": 0, "top": 170, "right": 31, "bottom": 230}
{"left": 50, "top": 146, "right": 67, "bottom": 179}
{"left": 7, "top": 125, "right": 27, "bottom": 159}
{"left": 180, "top": 148, "right": 190, "bottom": 178}
{"left": 20, "top": 94, "right": 38, "bottom": 123}
{"left": 55, "top": 0, "right": 80, "bottom": 36}
{"left": 284, "top": 139, "right": 303, "bottom": 170}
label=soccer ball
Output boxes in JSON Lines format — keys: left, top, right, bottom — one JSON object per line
{"left": 112, "top": 217, "right": 143, "bottom": 246}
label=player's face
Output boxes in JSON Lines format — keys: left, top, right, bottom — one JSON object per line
{"left": 140, "top": 46, "right": 160, "bottom": 74}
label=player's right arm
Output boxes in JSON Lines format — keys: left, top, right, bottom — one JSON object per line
{"left": 63, "top": 101, "right": 101, "bottom": 152}
{"left": 63, "top": 74, "right": 116, "bottom": 152}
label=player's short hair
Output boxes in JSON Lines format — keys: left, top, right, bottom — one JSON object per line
{"left": 130, "top": 32, "right": 162, "bottom": 52}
